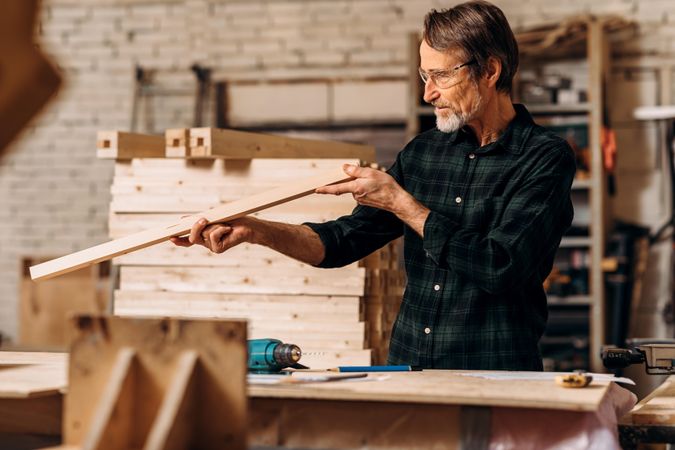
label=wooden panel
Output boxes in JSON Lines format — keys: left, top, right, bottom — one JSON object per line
{"left": 30, "top": 167, "right": 353, "bottom": 281}
{"left": 0, "top": 395, "right": 62, "bottom": 436}
{"left": 65, "top": 315, "right": 247, "bottom": 449}
{"left": 250, "top": 398, "right": 461, "bottom": 450}
{"left": 19, "top": 258, "right": 109, "bottom": 348}
{"left": 188, "top": 127, "right": 376, "bottom": 161}
{"left": 96, "top": 131, "right": 165, "bottom": 159}
{"left": 118, "top": 266, "right": 366, "bottom": 297}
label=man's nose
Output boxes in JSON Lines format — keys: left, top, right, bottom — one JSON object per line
{"left": 423, "top": 80, "right": 439, "bottom": 104}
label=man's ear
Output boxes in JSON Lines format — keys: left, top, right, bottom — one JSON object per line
{"left": 484, "top": 56, "right": 502, "bottom": 88}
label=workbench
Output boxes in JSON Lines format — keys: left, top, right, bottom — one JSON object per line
{"left": 0, "top": 351, "right": 636, "bottom": 449}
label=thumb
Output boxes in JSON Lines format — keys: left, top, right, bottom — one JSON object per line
{"left": 343, "top": 164, "right": 362, "bottom": 177}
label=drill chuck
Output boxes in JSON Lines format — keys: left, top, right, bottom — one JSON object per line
{"left": 247, "top": 338, "right": 303, "bottom": 373}
{"left": 273, "top": 343, "right": 302, "bottom": 367}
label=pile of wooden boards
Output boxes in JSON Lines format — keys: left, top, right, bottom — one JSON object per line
{"left": 101, "top": 129, "right": 405, "bottom": 368}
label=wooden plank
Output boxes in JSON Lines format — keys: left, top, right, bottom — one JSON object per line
{"left": 109, "top": 191, "right": 355, "bottom": 214}
{"left": 108, "top": 207, "right": 348, "bottom": 237}
{"left": 188, "top": 127, "right": 376, "bottom": 161}
{"left": 164, "top": 128, "right": 190, "bottom": 158}
{"left": 113, "top": 158, "right": 359, "bottom": 180}
{"left": 118, "top": 266, "right": 366, "bottom": 297}
{"left": 111, "top": 241, "right": 361, "bottom": 269}
{"left": 297, "top": 349, "right": 372, "bottom": 369}
{"left": 96, "top": 131, "right": 165, "bottom": 159}
{"left": 30, "top": 167, "right": 352, "bottom": 281}
{"left": 112, "top": 290, "right": 363, "bottom": 316}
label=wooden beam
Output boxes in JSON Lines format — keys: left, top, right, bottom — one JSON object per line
{"left": 143, "top": 351, "right": 198, "bottom": 450}
{"left": 81, "top": 348, "right": 136, "bottom": 450}
{"left": 188, "top": 127, "right": 376, "bottom": 161}
{"left": 97, "top": 131, "right": 166, "bottom": 159}
{"left": 164, "top": 128, "right": 190, "bottom": 158}
{"left": 30, "top": 166, "right": 352, "bottom": 281}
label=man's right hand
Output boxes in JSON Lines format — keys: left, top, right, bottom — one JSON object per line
{"left": 170, "top": 217, "right": 254, "bottom": 254}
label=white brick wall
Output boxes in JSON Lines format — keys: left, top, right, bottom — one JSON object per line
{"left": 1, "top": 0, "right": 674, "bottom": 342}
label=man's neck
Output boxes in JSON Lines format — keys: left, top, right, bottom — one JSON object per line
{"left": 466, "top": 94, "right": 516, "bottom": 147}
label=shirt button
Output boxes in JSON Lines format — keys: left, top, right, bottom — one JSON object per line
{"left": 455, "top": 196, "right": 462, "bottom": 204}
{"left": 468, "top": 153, "right": 476, "bottom": 159}
{"left": 424, "top": 327, "right": 431, "bottom": 335}
{"left": 434, "top": 284, "right": 440, "bottom": 291}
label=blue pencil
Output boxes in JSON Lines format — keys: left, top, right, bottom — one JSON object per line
{"left": 328, "top": 365, "right": 422, "bottom": 372}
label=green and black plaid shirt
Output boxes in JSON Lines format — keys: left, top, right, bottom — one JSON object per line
{"left": 306, "top": 104, "right": 576, "bottom": 370}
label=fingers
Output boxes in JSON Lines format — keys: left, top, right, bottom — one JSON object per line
{"left": 209, "top": 224, "right": 234, "bottom": 253}
{"left": 189, "top": 218, "right": 209, "bottom": 245}
{"left": 170, "top": 236, "right": 193, "bottom": 247}
{"left": 342, "top": 163, "right": 362, "bottom": 177}
{"left": 316, "top": 180, "right": 360, "bottom": 196}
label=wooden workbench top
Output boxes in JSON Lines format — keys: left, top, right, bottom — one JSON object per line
{"left": 0, "top": 351, "right": 617, "bottom": 412}
{"left": 0, "top": 351, "right": 67, "bottom": 398}
{"left": 248, "top": 370, "right": 616, "bottom": 412}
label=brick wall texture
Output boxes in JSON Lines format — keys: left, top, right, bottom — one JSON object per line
{"left": 1, "top": 0, "right": 674, "bottom": 340}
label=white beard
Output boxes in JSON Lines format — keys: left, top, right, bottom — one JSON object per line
{"left": 435, "top": 91, "right": 483, "bottom": 134}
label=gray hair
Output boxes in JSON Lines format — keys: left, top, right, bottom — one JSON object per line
{"left": 423, "top": 1, "right": 519, "bottom": 94}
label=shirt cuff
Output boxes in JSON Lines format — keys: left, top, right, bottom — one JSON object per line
{"left": 303, "top": 221, "right": 339, "bottom": 268}
{"left": 422, "top": 210, "right": 461, "bottom": 266}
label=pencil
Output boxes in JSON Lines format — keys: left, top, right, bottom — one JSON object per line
{"left": 327, "top": 365, "right": 422, "bottom": 372}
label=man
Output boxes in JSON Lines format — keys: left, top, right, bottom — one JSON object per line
{"left": 171, "top": 0, "right": 575, "bottom": 371}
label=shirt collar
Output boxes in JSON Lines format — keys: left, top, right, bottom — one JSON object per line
{"left": 447, "top": 103, "right": 534, "bottom": 155}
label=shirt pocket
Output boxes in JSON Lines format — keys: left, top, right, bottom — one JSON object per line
{"left": 461, "top": 196, "right": 507, "bottom": 232}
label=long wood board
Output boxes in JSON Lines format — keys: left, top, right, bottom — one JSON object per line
{"left": 96, "top": 131, "right": 165, "bottom": 159}
{"left": 186, "top": 127, "right": 376, "bottom": 161}
{"left": 30, "top": 167, "right": 352, "bottom": 281}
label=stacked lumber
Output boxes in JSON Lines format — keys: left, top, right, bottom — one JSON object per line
{"left": 103, "top": 128, "right": 404, "bottom": 368}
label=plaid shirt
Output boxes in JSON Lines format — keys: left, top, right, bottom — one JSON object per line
{"left": 306, "top": 104, "right": 575, "bottom": 370}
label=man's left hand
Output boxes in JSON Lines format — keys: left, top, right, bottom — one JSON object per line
{"left": 315, "top": 164, "right": 406, "bottom": 213}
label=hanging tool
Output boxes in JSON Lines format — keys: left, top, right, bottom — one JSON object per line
{"left": 247, "top": 338, "right": 307, "bottom": 373}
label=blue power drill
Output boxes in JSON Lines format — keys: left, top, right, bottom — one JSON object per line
{"left": 247, "top": 338, "right": 307, "bottom": 373}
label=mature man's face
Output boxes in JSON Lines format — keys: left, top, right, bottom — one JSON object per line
{"left": 419, "top": 40, "right": 483, "bottom": 134}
